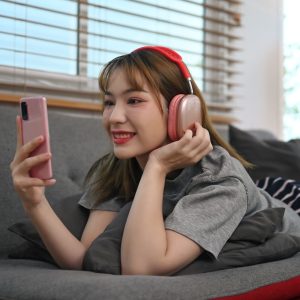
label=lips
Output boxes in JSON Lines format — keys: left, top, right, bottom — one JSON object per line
{"left": 111, "top": 130, "right": 136, "bottom": 145}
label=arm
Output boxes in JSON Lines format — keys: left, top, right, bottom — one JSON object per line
{"left": 121, "top": 123, "right": 212, "bottom": 275}
{"left": 10, "top": 116, "right": 117, "bottom": 269}
{"left": 121, "top": 159, "right": 202, "bottom": 275}
{"left": 26, "top": 202, "right": 117, "bottom": 269}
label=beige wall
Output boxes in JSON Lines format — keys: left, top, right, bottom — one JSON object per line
{"left": 235, "top": 0, "right": 284, "bottom": 138}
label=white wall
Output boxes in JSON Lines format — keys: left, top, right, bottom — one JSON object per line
{"left": 235, "top": 0, "right": 284, "bottom": 138}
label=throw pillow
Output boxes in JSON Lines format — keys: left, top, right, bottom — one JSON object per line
{"left": 176, "top": 208, "right": 300, "bottom": 275}
{"left": 229, "top": 125, "right": 300, "bottom": 181}
{"left": 256, "top": 177, "right": 300, "bottom": 215}
{"left": 82, "top": 201, "right": 132, "bottom": 274}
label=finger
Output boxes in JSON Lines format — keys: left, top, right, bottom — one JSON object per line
{"left": 173, "top": 130, "right": 194, "bottom": 153}
{"left": 28, "top": 178, "right": 56, "bottom": 187}
{"left": 22, "top": 135, "right": 44, "bottom": 155}
{"left": 43, "top": 178, "right": 56, "bottom": 186}
{"left": 179, "top": 128, "right": 193, "bottom": 143}
{"left": 15, "top": 136, "right": 45, "bottom": 165}
{"left": 12, "top": 135, "right": 44, "bottom": 168}
{"left": 194, "top": 126, "right": 210, "bottom": 147}
{"left": 194, "top": 139, "right": 213, "bottom": 161}
{"left": 17, "top": 152, "right": 51, "bottom": 174}
{"left": 194, "top": 122, "right": 206, "bottom": 138}
{"left": 16, "top": 177, "right": 56, "bottom": 189}
{"left": 181, "top": 124, "right": 205, "bottom": 149}
{"left": 183, "top": 128, "right": 211, "bottom": 159}
{"left": 201, "top": 129, "right": 212, "bottom": 148}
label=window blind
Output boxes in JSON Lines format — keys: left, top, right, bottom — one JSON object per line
{"left": 202, "top": 0, "right": 243, "bottom": 124}
{"left": 0, "top": 0, "right": 243, "bottom": 124}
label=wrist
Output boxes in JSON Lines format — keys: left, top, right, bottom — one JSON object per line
{"left": 146, "top": 155, "right": 168, "bottom": 177}
{"left": 23, "top": 196, "right": 48, "bottom": 216}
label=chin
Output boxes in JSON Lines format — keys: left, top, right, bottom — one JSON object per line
{"left": 113, "top": 147, "right": 149, "bottom": 161}
{"left": 113, "top": 149, "right": 134, "bottom": 160}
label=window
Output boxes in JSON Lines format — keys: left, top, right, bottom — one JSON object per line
{"left": 84, "top": 0, "right": 205, "bottom": 80}
{"left": 283, "top": 0, "right": 300, "bottom": 140}
{"left": 0, "top": 0, "right": 243, "bottom": 125}
{"left": 0, "top": 0, "right": 78, "bottom": 74}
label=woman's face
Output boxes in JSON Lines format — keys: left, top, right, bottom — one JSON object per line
{"left": 102, "top": 67, "right": 168, "bottom": 168}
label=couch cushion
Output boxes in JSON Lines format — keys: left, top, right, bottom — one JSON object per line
{"left": 1, "top": 254, "right": 300, "bottom": 300}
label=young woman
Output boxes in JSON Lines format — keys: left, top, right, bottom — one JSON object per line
{"left": 10, "top": 46, "right": 300, "bottom": 276}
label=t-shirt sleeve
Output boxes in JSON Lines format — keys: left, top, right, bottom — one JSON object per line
{"left": 164, "top": 176, "right": 248, "bottom": 258}
{"left": 78, "top": 190, "right": 124, "bottom": 212}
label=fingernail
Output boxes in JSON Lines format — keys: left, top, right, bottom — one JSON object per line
{"left": 45, "top": 178, "right": 56, "bottom": 185}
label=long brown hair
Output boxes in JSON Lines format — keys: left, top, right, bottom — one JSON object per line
{"left": 84, "top": 49, "right": 251, "bottom": 206}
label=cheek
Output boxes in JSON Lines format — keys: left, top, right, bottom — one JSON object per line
{"left": 158, "top": 111, "right": 168, "bottom": 130}
{"left": 150, "top": 115, "right": 168, "bottom": 139}
{"left": 102, "top": 112, "right": 110, "bottom": 132}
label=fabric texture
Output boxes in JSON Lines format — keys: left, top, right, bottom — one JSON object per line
{"left": 229, "top": 125, "right": 300, "bottom": 182}
{"left": 164, "top": 175, "right": 247, "bottom": 258}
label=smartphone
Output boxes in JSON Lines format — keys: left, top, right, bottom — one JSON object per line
{"left": 20, "top": 96, "right": 53, "bottom": 180}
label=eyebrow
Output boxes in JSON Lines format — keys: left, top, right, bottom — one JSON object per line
{"left": 104, "top": 88, "right": 148, "bottom": 96}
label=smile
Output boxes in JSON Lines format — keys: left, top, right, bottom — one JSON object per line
{"left": 111, "top": 131, "right": 136, "bottom": 145}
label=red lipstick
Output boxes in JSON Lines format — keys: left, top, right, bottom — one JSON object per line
{"left": 111, "top": 130, "right": 135, "bottom": 145}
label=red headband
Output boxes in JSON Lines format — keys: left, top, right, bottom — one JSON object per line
{"left": 133, "top": 46, "right": 191, "bottom": 80}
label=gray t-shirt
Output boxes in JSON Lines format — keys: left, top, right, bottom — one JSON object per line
{"left": 79, "top": 146, "right": 300, "bottom": 258}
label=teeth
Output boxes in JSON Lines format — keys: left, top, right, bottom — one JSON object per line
{"left": 113, "top": 133, "right": 133, "bottom": 138}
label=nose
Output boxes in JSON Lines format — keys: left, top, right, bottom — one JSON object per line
{"left": 108, "top": 102, "right": 127, "bottom": 124}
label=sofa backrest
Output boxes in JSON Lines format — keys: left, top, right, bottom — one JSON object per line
{"left": 0, "top": 103, "right": 111, "bottom": 257}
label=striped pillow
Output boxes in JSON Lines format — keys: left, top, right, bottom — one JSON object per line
{"left": 256, "top": 177, "right": 300, "bottom": 215}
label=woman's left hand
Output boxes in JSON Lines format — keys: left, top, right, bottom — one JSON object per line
{"left": 149, "top": 122, "right": 213, "bottom": 174}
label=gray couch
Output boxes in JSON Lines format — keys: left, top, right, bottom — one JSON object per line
{"left": 1, "top": 103, "right": 300, "bottom": 300}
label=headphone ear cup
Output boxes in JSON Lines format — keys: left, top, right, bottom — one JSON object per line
{"left": 168, "top": 94, "right": 202, "bottom": 141}
{"left": 168, "top": 94, "right": 185, "bottom": 141}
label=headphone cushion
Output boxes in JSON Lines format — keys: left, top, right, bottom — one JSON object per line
{"left": 168, "top": 94, "right": 185, "bottom": 141}
{"left": 168, "top": 94, "right": 202, "bottom": 141}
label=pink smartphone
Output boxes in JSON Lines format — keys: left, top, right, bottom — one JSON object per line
{"left": 20, "top": 96, "right": 53, "bottom": 180}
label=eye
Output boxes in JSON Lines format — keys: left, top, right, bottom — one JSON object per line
{"left": 103, "top": 99, "right": 114, "bottom": 107}
{"left": 128, "top": 98, "right": 143, "bottom": 105}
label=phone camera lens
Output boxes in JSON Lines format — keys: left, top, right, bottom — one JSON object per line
{"left": 21, "top": 102, "right": 28, "bottom": 120}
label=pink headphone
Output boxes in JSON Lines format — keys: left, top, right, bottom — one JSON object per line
{"left": 133, "top": 46, "right": 202, "bottom": 141}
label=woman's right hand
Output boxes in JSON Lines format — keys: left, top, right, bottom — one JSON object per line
{"left": 148, "top": 122, "right": 213, "bottom": 175}
{"left": 10, "top": 116, "right": 56, "bottom": 210}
